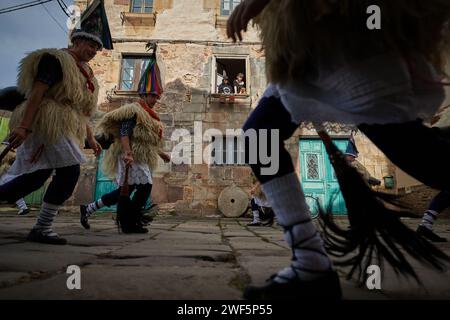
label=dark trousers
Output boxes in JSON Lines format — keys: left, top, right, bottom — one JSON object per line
{"left": 101, "top": 183, "right": 152, "bottom": 211}
{"left": 358, "top": 121, "right": 450, "bottom": 191}
{"left": 250, "top": 198, "right": 260, "bottom": 211}
{"left": 428, "top": 190, "right": 450, "bottom": 213}
{"left": 0, "top": 165, "right": 80, "bottom": 205}
{"left": 243, "top": 96, "right": 299, "bottom": 184}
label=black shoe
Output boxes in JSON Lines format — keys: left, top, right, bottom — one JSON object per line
{"left": 243, "top": 270, "right": 342, "bottom": 300}
{"left": 262, "top": 217, "right": 274, "bottom": 227}
{"left": 247, "top": 221, "right": 262, "bottom": 227}
{"left": 18, "top": 208, "right": 30, "bottom": 216}
{"left": 417, "top": 225, "right": 447, "bottom": 242}
{"left": 26, "top": 229, "right": 67, "bottom": 245}
{"left": 141, "top": 215, "right": 154, "bottom": 225}
{"left": 80, "top": 205, "right": 90, "bottom": 230}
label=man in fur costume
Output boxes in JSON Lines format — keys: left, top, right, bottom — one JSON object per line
{"left": 0, "top": 29, "right": 103, "bottom": 245}
{"left": 0, "top": 143, "right": 29, "bottom": 215}
{"left": 80, "top": 92, "right": 170, "bottom": 233}
{"left": 227, "top": 0, "right": 450, "bottom": 300}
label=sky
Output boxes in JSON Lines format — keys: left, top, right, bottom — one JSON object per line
{"left": 0, "top": 0, "right": 73, "bottom": 88}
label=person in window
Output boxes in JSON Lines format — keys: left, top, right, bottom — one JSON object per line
{"left": 218, "top": 76, "right": 234, "bottom": 94}
{"left": 234, "top": 73, "right": 246, "bottom": 94}
{"left": 0, "top": 28, "right": 102, "bottom": 245}
{"left": 80, "top": 91, "right": 170, "bottom": 233}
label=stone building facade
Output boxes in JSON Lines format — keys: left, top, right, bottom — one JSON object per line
{"left": 63, "top": 0, "right": 445, "bottom": 214}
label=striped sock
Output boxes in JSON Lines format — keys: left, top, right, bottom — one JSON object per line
{"left": 86, "top": 199, "right": 105, "bottom": 216}
{"left": 420, "top": 210, "right": 438, "bottom": 231}
{"left": 16, "top": 198, "right": 28, "bottom": 211}
{"left": 33, "top": 202, "right": 59, "bottom": 236}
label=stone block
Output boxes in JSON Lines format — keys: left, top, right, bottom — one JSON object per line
{"left": 193, "top": 185, "right": 209, "bottom": 200}
{"left": 203, "top": 0, "right": 218, "bottom": 9}
{"left": 190, "top": 94, "right": 207, "bottom": 104}
{"left": 168, "top": 186, "right": 184, "bottom": 202}
{"left": 174, "top": 112, "right": 195, "bottom": 122}
{"left": 172, "top": 163, "right": 190, "bottom": 173}
{"left": 152, "top": 177, "right": 168, "bottom": 203}
{"left": 183, "top": 103, "right": 206, "bottom": 113}
{"left": 191, "top": 164, "right": 209, "bottom": 176}
{"left": 184, "top": 186, "right": 194, "bottom": 201}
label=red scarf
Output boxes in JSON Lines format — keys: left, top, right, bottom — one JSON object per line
{"left": 66, "top": 49, "right": 95, "bottom": 93}
{"left": 138, "top": 100, "right": 163, "bottom": 139}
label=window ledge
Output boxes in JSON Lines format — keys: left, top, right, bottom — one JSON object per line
{"left": 210, "top": 94, "right": 249, "bottom": 98}
{"left": 114, "top": 90, "right": 140, "bottom": 96}
{"left": 209, "top": 94, "right": 251, "bottom": 105}
{"left": 120, "top": 12, "right": 156, "bottom": 26}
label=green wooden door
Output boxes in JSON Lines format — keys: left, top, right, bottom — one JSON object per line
{"left": 94, "top": 151, "right": 118, "bottom": 212}
{"left": 24, "top": 187, "right": 46, "bottom": 205}
{"left": 324, "top": 140, "right": 348, "bottom": 214}
{"left": 299, "top": 139, "right": 348, "bottom": 215}
{"left": 94, "top": 151, "right": 152, "bottom": 211}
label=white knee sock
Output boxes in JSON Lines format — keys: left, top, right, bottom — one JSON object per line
{"left": 420, "top": 210, "right": 438, "bottom": 231}
{"left": 33, "top": 202, "right": 60, "bottom": 236}
{"left": 262, "top": 173, "right": 332, "bottom": 283}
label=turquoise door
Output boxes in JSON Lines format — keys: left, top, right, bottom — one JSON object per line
{"left": 94, "top": 151, "right": 151, "bottom": 211}
{"left": 299, "top": 139, "right": 348, "bottom": 215}
{"left": 94, "top": 151, "right": 118, "bottom": 212}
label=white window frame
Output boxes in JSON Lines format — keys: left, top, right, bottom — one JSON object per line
{"left": 220, "top": 0, "right": 242, "bottom": 16}
{"left": 119, "top": 53, "right": 152, "bottom": 92}
{"left": 130, "top": 0, "right": 154, "bottom": 14}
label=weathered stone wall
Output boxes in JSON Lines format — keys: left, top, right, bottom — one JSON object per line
{"left": 70, "top": 1, "right": 265, "bottom": 215}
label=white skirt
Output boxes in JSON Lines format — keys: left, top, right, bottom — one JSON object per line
{"left": 1, "top": 135, "right": 85, "bottom": 184}
{"left": 265, "top": 53, "right": 445, "bottom": 128}
{"left": 116, "top": 156, "right": 152, "bottom": 186}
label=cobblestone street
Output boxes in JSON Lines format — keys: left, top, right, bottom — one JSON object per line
{"left": 0, "top": 206, "right": 449, "bottom": 300}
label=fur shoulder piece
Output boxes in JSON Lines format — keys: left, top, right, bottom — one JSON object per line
{"left": 97, "top": 102, "right": 160, "bottom": 138}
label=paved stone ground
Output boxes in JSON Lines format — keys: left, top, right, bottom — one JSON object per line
{"left": 0, "top": 206, "right": 449, "bottom": 300}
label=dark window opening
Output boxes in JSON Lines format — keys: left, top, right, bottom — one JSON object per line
{"left": 215, "top": 58, "right": 247, "bottom": 95}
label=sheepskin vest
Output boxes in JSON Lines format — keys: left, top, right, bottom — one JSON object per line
{"left": 0, "top": 145, "right": 16, "bottom": 177}
{"left": 98, "top": 102, "right": 163, "bottom": 179}
{"left": 10, "top": 48, "right": 99, "bottom": 145}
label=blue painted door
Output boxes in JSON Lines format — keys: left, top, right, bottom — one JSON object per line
{"left": 94, "top": 151, "right": 118, "bottom": 212}
{"left": 299, "top": 139, "right": 348, "bottom": 215}
{"left": 94, "top": 151, "right": 152, "bottom": 211}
